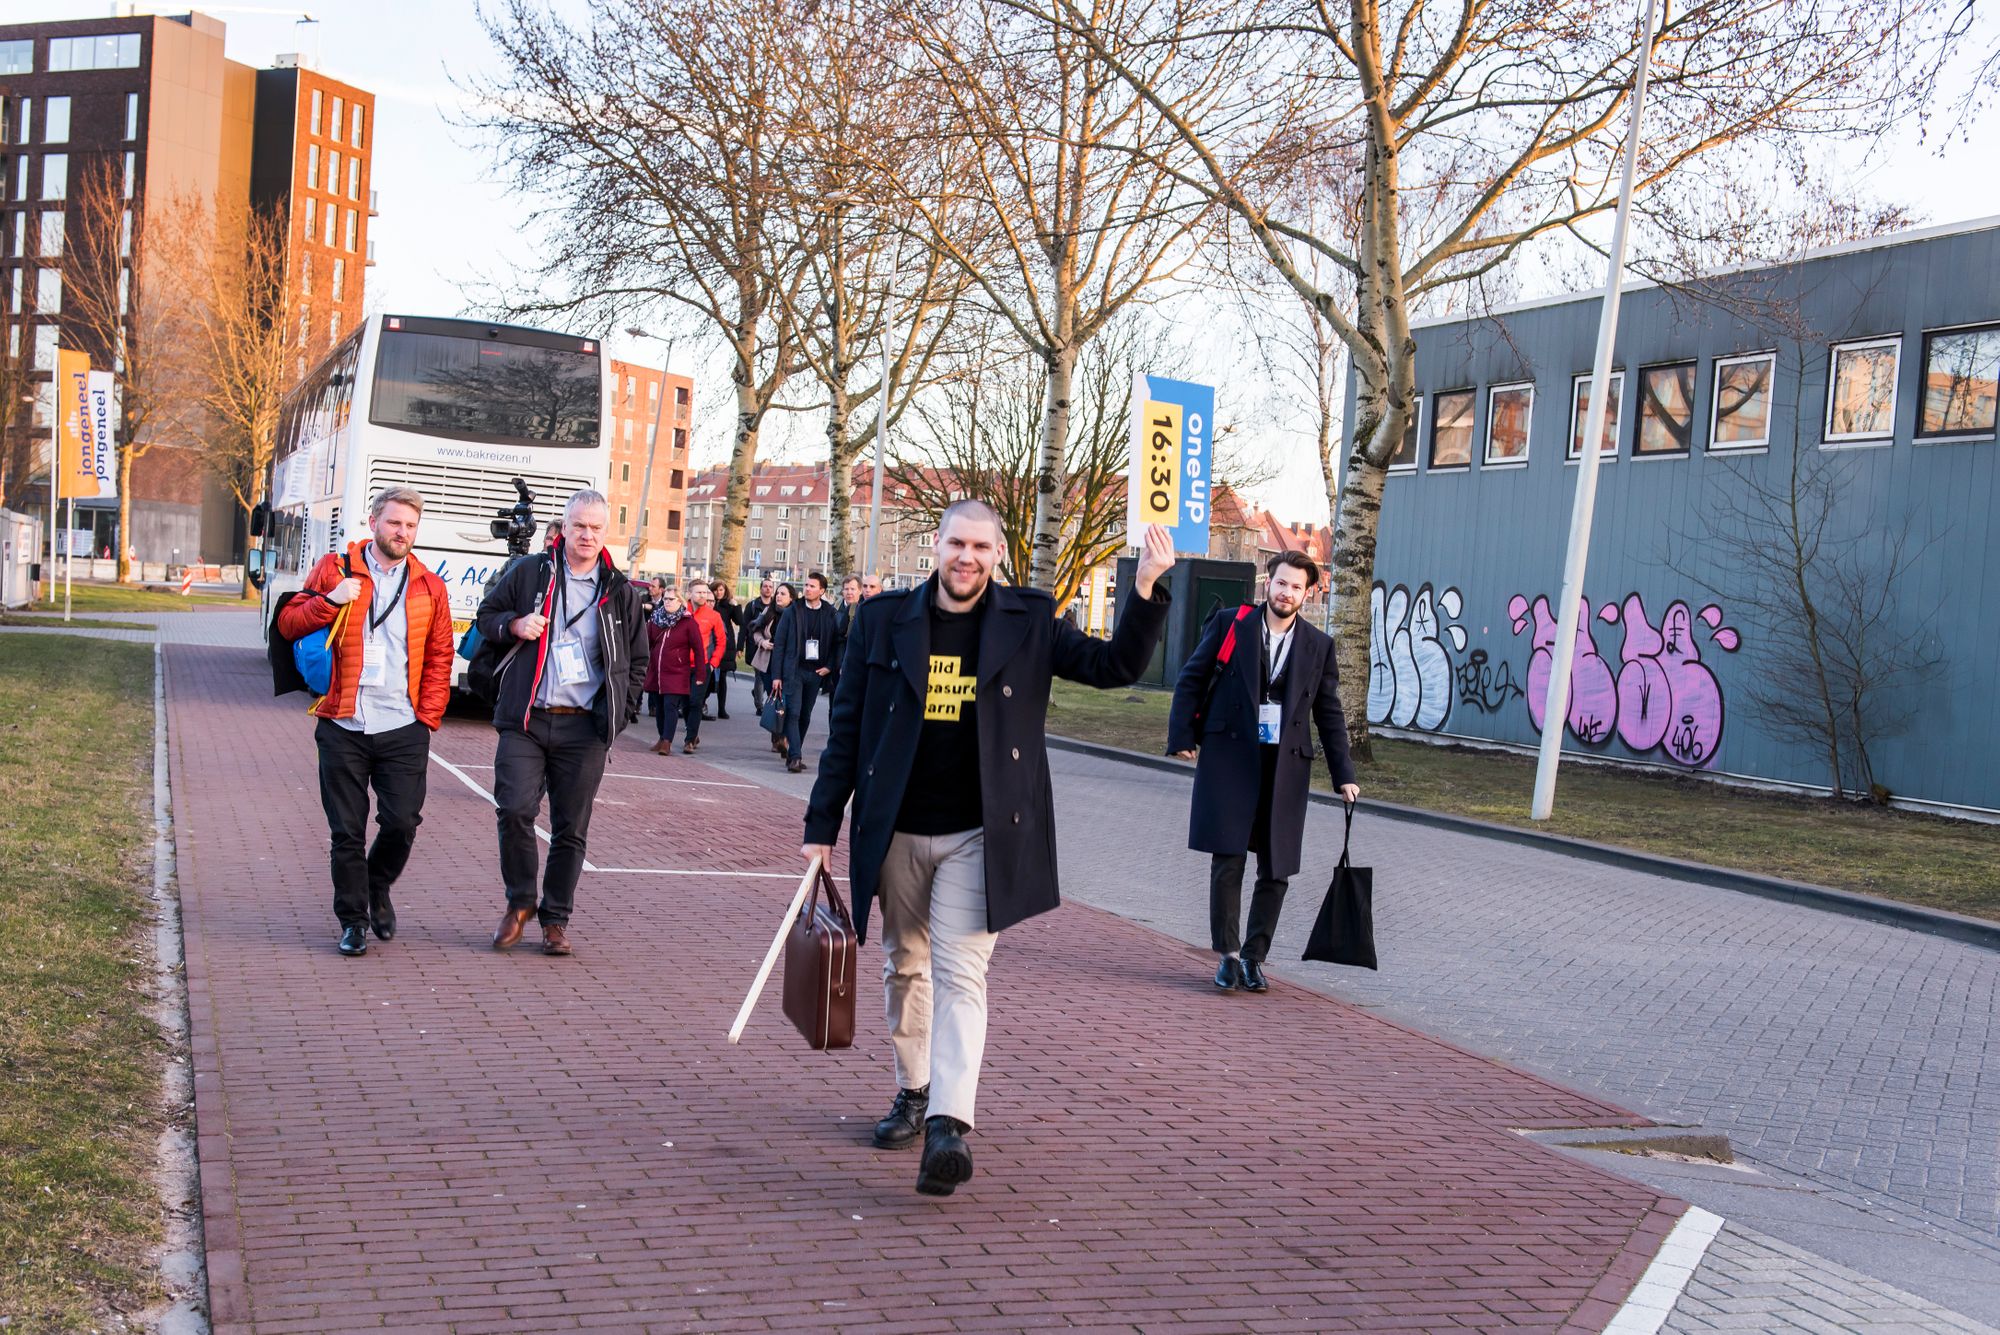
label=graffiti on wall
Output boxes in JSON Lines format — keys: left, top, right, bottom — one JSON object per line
{"left": 1367, "top": 583, "right": 1468, "bottom": 731}
{"left": 1456, "top": 649, "right": 1525, "bottom": 714}
{"left": 1507, "top": 592, "right": 1741, "bottom": 767}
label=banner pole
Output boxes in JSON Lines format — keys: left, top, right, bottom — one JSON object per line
{"left": 64, "top": 497, "right": 73, "bottom": 622}
{"left": 47, "top": 393, "right": 59, "bottom": 610}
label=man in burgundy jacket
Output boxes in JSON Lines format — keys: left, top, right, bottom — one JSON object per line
{"left": 276, "top": 485, "right": 456, "bottom": 957}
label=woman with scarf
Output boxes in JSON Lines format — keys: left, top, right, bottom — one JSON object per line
{"left": 749, "top": 582, "right": 795, "bottom": 754}
{"left": 643, "top": 584, "right": 710, "bottom": 756}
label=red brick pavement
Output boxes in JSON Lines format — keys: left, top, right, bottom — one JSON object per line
{"left": 167, "top": 642, "right": 1683, "bottom": 1333}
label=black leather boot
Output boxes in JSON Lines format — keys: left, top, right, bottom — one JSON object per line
{"left": 871, "top": 1085, "right": 929, "bottom": 1150}
{"left": 916, "top": 1115, "right": 973, "bottom": 1196}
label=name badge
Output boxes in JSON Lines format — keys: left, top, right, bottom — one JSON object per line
{"left": 359, "top": 638, "right": 387, "bottom": 688}
{"left": 1257, "top": 701, "right": 1282, "bottom": 744}
{"left": 554, "top": 639, "right": 591, "bottom": 686}
{"left": 804, "top": 637, "right": 821, "bottom": 662}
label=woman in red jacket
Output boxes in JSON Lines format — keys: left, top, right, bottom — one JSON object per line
{"left": 643, "top": 585, "right": 710, "bottom": 755}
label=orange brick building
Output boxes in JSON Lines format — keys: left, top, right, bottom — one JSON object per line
{"left": 604, "top": 357, "right": 692, "bottom": 579}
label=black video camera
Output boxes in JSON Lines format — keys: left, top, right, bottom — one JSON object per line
{"left": 489, "top": 476, "right": 538, "bottom": 556}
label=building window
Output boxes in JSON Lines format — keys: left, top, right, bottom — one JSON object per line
{"left": 331, "top": 97, "right": 344, "bottom": 142}
{"left": 1635, "top": 362, "right": 1695, "bottom": 456}
{"left": 1388, "top": 399, "right": 1420, "bottom": 470}
{"left": 1824, "top": 337, "right": 1900, "bottom": 444}
{"left": 47, "top": 34, "right": 142, "bottom": 72}
{"left": 620, "top": 463, "right": 630, "bottom": 482}
{"left": 120, "top": 209, "right": 132, "bottom": 257}
{"left": 38, "top": 210, "right": 63, "bottom": 258}
{"left": 622, "top": 419, "right": 633, "bottom": 445}
{"left": 673, "top": 427, "right": 686, "bottom": 452}
{"left": 1484, "top": 383, "right": 1532, "bottom": 465}
{"left": 307, "top": 143, "right": 319, "bottom": 189}
{"left": 34, "top": 324, "right": 58, "bottom": 371}
{"left": 331, "top": 257, "right": 345, "bottom": 300}
{"left": 778, "top": 505, "right": 791, "bottom": 518}
{"left": 667, "top": 510, "right": 681, "bottom": 531}
{"left": 350, "top": 103, "right": 364, "bottom": 148}
{"left": 14, "top": 154, "right": 27, "bottom": 201}
{"left": 126, "top": 93, "right": 139, "bottom": 141}
{"left": 618, "top": 505, "right": 629, "bottom": 526}
{"left": 1429, "top": 389, "right": 1473, "bottom": 468}
{"left": 1709, "top": 353, "right": 1774, "bottom": 452}
{"left": 37, "top": 267, "right": 61, "bottom": 314}
{"left": 301, "top": 254, "right": 313, "bottom": 295}
{"left": 348, "top": 157, "right": 360, "bottom": 200}
{"left": 329, "top": 311, "right": 340, "bottom": 341}
{"left": 7, "top": 215, "right": 20, "bottom": 258}
{"left": 1567, "top": 371, "right": 1623, "bottom": 462}
{"left": 676, "top": 385, "right": 690, "bottom": 405}
{"left": 304, "top": 197, "right": 316, "bottom": 241}
{"left": 44, "top": 96, "right": 70, "bottom": 144}
{"left": 751, "top": 505, "right": 763, "bottom": 519}
{"left": 123, "top": 151, "right": 134, "bottom": 199}
{"left": 0, "top": 40, "right": 32, "bottom": 77}
{"left": 1917, "top": 324, "right": 2000, "bottom": 440}
{"left": 41, "top": 153, "right": 68, "bottom": 200}
{"left": 323, "top": 205, "right": 336, "bottom": 247}
{"left": 344, "top": 209, "right": 357, "bottom": 251}
{"left": 670, "top": 469, "right": 684, "bottom": 488}
{"left": 310, "top": 89, "right": 322, "bottom": 135}
{"left": 329, "top": 150, "right": 341, "bottom": 195}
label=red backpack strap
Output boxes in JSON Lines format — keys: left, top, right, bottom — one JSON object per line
{"left": 1214, "top": 603, "right": 1255, "bottom": 666}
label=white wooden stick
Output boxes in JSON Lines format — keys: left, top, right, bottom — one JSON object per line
{"left": 728, "top": 856, "right": 820, "bottom": 1044}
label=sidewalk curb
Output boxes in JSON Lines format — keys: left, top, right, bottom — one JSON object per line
{"left": 1046, "top": 733, "right": 2000, "bottom": 954}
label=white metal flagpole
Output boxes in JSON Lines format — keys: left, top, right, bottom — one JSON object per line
{"left": 64, "top": 498, "right": 73, "bottom": 622}
{"left": 1531, "top": 0, "right": 1659, "bottom": 821}
{"left": 46, "top": 395, "right": 59, "bottom": 611}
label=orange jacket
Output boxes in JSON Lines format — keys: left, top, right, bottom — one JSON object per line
{"left": 689, "top": 604, "right": 727, "bottom": 669}
{"left": 276, "top": 542, "right": 457, "bottom": 729}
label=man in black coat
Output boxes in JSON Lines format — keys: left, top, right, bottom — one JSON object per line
{"left": 740, "top": 577, "right": 776, "bottom": 713}
{"left": 771, "top": 571, "right": 843, "bottom": 773}
{"left": 473, "top": 489, "right": 648, "bottom": 957}
{"left": 1167, "top": 550, "right": 1360, "bottom": 993}
{"left": 801, "top": 502, "right": 1175, "bottom": 1196}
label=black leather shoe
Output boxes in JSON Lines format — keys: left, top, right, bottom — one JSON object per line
{"left": 1214, "top": 956, "right": 1243, "bottom": 990}
{"left": 370, "top": 900, "right": 397, "bottom": 941}
{"left": 338, "top": 924, "right": 368, "bottom": 957}
{"left": 872, "top": 1085, "right": 930, "bottom": 1150}
{"left": 1240, "top": 959, "right": 1268, "bottom": 992}
{"left": 916, "top": 1116, "right": 973, "bottom": 1196}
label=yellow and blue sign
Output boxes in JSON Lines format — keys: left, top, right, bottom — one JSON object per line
{"left": 1128, "top": 372, "right": 1214, "bottom": 554}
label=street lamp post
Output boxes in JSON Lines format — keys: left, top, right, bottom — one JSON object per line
{"left": 865, "top": 320, "right": 889, "bottom": 579}
{"left": 623, "top": 326, "right": 677, "bottom": 578}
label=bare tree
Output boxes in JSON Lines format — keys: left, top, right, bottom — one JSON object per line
{"left": 65, "top": 160, "right": 203, "bottom": 581}
{"left": 772, "top": 1, "right": 975, "bottom": 576}
{"left": 0, "top": 321, "right": 36, "bottom": 515}
{"left": 881, "top": 0, "right": 1229, "bottom": 592}
{"left": 470, "top": 0, "right": 820, "bottom": 584}
{"left": 1668, "top": 348, "right": 1943, "bottom": 801}
{"left": 1052, "top": 0, "right": 1959, "bottom": 758}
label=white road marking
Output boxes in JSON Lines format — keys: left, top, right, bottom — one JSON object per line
{"left": 445, "top": 762, "right": 758, "bottom": 790}
{"left": 592, "top": 867, "right": 847, "bottom": 881}
{"left": 429, "top": 752, "right": 595, "bottom": 871}
{"left": 1603, "top": 1207, "right": 1726, "bottom": 1334}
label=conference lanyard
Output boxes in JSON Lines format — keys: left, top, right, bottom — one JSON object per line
{"left": 554, "top": 566, "right": 599, "bottom": 634}
{"left": 1260, "top": 619, "right": 1294, "bottom": 702}
{"left": 368, "top": 561, "right": 409, "bottom": 634}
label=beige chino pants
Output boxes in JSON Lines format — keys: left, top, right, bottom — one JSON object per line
{"left": 877, "top": 828, "right": 999, "bottom": 1128}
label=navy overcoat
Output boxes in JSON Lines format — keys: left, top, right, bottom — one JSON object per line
{"left": 804, "top": 575, "right": 1169, "bottom": 942}
{"left": 1166, "top": 604, "right": 1356, "bottom": 880}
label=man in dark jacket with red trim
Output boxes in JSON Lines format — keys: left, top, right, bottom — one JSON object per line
{"left": 801, "top": 503, "right": 1175, "bottom": 1196}
{"left": 276, "top": 485, "right": 455, "bottom": 958}
{"left": 474, "top": 489, "right": 648, "bottom": 957}
{"left": 1168, "top": 550, "right": 1360, "bottom": 993}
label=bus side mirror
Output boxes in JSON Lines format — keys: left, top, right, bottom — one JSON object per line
{"left": 249, "top": 501, "right": 269, "bottom": 538}
{"left": 245, "top": 547, "right": 267, "bottom": 590}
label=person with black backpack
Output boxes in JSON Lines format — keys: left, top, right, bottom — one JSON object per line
{"left": 1166, "top": 550, "right": 1360, "bottom": 993}
{"left": 473, "top": 489, "right": 648, "bottom": 958}
{"left": 272, "top": 486, "right": 456, "bottom": 958}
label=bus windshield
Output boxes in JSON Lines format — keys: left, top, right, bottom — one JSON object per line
{"left": 369, "top": 328, "right": 600, "bottom": 447}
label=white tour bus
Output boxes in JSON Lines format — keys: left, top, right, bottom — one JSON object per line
{"left": 254, "top": 313, "right": 609, "bottom": 681}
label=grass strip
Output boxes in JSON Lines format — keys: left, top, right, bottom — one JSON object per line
{"left": 32, "top": 585, "right": 249, "bottom": 612}
{"left": 0, "top": 635, "right": 163, "bottom": 1331}
{"left": 0, "top": 614, "right": 155, "bottom": 631}
{"left": 1047, "top": 680, "right": 2000, "bottom": 922}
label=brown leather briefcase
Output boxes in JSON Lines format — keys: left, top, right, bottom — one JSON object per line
{"left": 782, "top": 864, "right": 857, "bottom": 1050}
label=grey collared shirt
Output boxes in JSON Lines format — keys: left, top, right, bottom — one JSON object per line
{"left": 537, "top": 560, "right": 605, "bottom": 709}
{"left": 337, "top": 542, "right": 417, "bottom": 735}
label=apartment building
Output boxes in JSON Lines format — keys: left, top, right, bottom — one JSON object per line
{"left": 681, "top": 461, "right": 937, "bottom": 588}
{"left": 603, "top": 357, "right": 692, "bottom": 579}
{"left": 0, "top": 9, "right": 378, "bottom": 566}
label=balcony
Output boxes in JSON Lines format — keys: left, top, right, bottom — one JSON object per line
{"left": 369, "top": 189, "right": 380, "bottom": 217}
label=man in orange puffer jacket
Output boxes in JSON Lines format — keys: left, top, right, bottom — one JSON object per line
{"left": 276, "top": 485, "right": 456, "bottom": 958}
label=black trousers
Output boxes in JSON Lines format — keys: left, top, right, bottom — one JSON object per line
{"left": 781, "top": 671, "right": 826, "bottom": 762}
{"left": 493, "top": 709, "right": 609, "bottom": 924}
{"left": 315, "top": 718, "right": 430, "bottom": 928}
{"left": 651, "top": 690, "right": 699, "bottom": 744}
{"left": 1210, "top": 748, "right": 1287, "bottom": 962}
{"left": 710, "top": 666, "right": 731, "bottom": 715}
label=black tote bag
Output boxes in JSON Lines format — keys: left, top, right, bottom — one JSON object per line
{"left": 1302, "top": 800, "right": 1376, "bottom": 969}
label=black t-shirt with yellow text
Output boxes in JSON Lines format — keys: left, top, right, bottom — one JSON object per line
{"left": 894, "top": 601, "right": 984, "bottom": 835}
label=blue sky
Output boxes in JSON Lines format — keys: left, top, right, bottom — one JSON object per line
{"left": 37, "top": 1, "right": 2000, "bottom": 518}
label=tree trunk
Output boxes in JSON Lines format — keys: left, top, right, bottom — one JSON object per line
{"left": 1028, "top": 342, "right": 1077, "bottom": 592}
{"left": 716, "top": 378, "right": 761, "bottom": 586}
{"left": 116, "top": 450, "right": 135, "bottom": 582}
{"left": 826, "top": 387, "right": 854, "bottom": 577}
{"left": 1328, "top": 434, "right": 1388, "bottom": 764}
